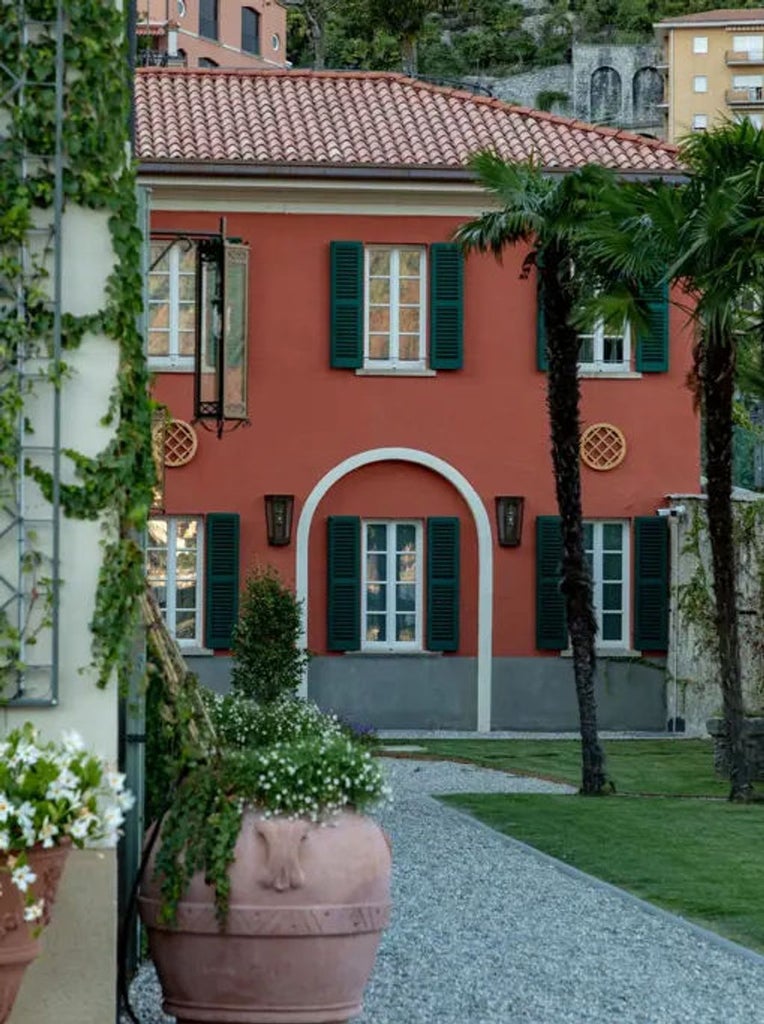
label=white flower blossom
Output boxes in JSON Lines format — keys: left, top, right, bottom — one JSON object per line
{"left": 11, "top": 864, "right": 36, "bottom": 893}
{"left": 61, "top": 730, "right": 85, "bottom": 754}
{"left": 38, "top": 819, "right": 58, "bottom": 849}
{"left": 23, "top": 899, "right": 44, "bottom": 923}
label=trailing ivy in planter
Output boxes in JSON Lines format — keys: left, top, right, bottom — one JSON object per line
{"left": 0, "top": 0, "right": 154, "bottom": 691}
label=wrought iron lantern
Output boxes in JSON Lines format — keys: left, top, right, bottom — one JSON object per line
{"left": 264, "top": 495, "right": 294, "bottom": 546}
{"left": 495, "top": 496, "right": 525, "bottom": 547}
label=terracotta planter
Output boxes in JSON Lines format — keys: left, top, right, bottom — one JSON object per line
{"left": 139, "top": 809, "right": 392, "bottom": 1024}
{"left": 0, "top": 843, "right": 70, "bottom": 1024}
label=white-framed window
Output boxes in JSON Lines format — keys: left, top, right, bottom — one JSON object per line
{"left": 148, "top": 241, "right": 196, "bottom": 368}
{"left": 733, "top": 34, "right": 764, "bottom": 60}
{"left": 578, "top": 319, "right": 631, "bottom": 373}
{"left": 693, "top": 75, "right": 708, "bottom": 93}
{"left": 147, "top": 517, "right": 203, "bottom": 644}
{"left": 584, "top": 520, "right": 629, "bottom": 648}
{"left": 693, "top": 36, "right": 708, "bottom": 54}
{"left": 362, "top": 520, "right": 422, "bottom": 650}
{"left": 365, "top": 246, "right": 426, "bottom": 370}
{"left": 692, "top": 113, "right": 708, "bottom": 131}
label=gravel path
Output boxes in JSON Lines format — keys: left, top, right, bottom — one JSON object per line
{"left": 124, "top": 758, "right": 764, "bottom": 1024}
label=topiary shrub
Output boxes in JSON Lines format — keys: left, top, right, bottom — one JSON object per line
{"left": 231, "top": 566, "right": 309, "bottom": 703}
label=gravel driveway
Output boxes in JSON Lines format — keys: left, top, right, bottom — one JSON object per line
{"left": 124, "top": 757, "right": 764, "bottom": 1024}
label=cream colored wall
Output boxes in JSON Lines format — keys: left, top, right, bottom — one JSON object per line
{"left": 0, "top": 201, "right": 121, "bottom": 1021}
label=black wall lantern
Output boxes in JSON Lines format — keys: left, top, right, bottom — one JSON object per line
{"left": 265, "top": 494, "right": 294, "bottom": 546}
{"left": 495, "top": 496, "right": 525, "bottom": 547}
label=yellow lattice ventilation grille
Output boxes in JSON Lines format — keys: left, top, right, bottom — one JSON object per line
{"left": 164, "top": 419, "right": 198, "bottom": 468}
{"left": 580, "top": 422, "right": 626, "bottom": 471}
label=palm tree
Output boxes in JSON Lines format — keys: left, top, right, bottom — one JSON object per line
{"left": 455, "top": 155, "right": 616, "bottom": 795}
{"left": 585, "top": 119, "right": 764, "bottom": 801}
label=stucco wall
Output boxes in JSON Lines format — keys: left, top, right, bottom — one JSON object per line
{"left": 1, "top": 203, "right": 121, "bottom": 1021}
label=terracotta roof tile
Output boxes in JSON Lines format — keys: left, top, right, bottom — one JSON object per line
{"left": 134, "top": 68, "right": 680, "bottom": 174}
{"left": 657, "top": 7, "right": 764, "bottom": 24}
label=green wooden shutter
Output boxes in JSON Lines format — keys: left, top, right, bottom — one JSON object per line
{"left": 636, "top": 281, "right": 669, "bottom": 372}
{"left": 536, "top": 276, "right": 548, "bottom": 371}
{"left": 330, "top": 241, "right": 363, "bottom": 368}
{"left": 536, "top": 516, "right": 566, "bottom": 650}
{"left": 634, "top": 516, "right": 669, "bottom": 650}
{"left": 427, "top": 517, "right": 460, "bottom": 651}
{"left": 429, "top": 243, "right": 464, "bottom": 370}
{"left": 327, "top": 516, "right": 361, "bottom": 651}
{"left": 205, "top": 513, "right": 240, "bottom": 649}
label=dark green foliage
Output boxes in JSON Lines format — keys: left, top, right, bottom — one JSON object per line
{"left": 231, "top": 567, "right": 309, "bottom": 703}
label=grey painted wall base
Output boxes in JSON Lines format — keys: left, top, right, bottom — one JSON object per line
{"left": 186, "top": 653, "right": 666, "bottom": 732}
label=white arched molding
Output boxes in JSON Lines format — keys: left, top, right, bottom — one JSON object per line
{"left": 295, "top": 447, "right": 493, "bottom": 732}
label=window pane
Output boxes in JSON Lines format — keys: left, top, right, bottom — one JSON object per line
{"left": 578, "top": 335, "right": 595, "bottom": 363}
{"left": 179, "top": 245, "right": 196, "bottom": 272}
{"left": 176, "top": 550, "right": 197, "bottom": 577}
{"left": 146, "top": 549, "right": 167, "bottom": 576}
{"left": 397, "top": 552, "right": 416, "bottom": 582}
{"left": 368, "top": 278, "right": 390, "bottom": 304}
{"left": 178, "top": 274, "right": 196, "bottom": 301}
{"left": 177, "top": 582, "right": 197, "bottom": 609}
{"left": 399, "top": 251, "right": 421, "bottom": 276}
{"left": 398, "top": 336, "right": 420, "bottom": 361}
{"left": 148, "top": 520, "right": 169, "bottom": 546}
{"left": 603, "top": 552, "right": 622, "bottom": 579}
{"left": 602, "top": 613, "right": 622, "bottom": 642}
{"left": 366, "top": 524, "right": 387, "bottom": 551}
{"left": 148, "top": 331, "right": 170, "bottom": 356}
{"left": 149, "top": 275, "right": 170, "bottom": 300}
{"left": 602, "top": 583, "right": 622, "bottom": 612}
{"left": 602, "top": 335, "right": 624, "bottom": 363}
{"left": 369, "top": 307, "right": 390, "bottom": 332}
{"left": 149, "top": 304, "right": 169, "bottom": 330}
{"left": 178, "top": 330, "right": 195, "bottom": 357}
{"left": 178, "top": 304, "right": 195, "bottom": 331}
{"left": 150, "top": 245, "right": 169, "bottom": 272}
{"left": 396, "top": 524, "right": 416, "bottom": 550}
{"left": 151, "top": 583, "right": 167, "bottom": 610}
{"left": 366, "top": 614, "right": 386, "bottom": 642}
{"left": 175, "top": 610, "right": 196, "bottom": 639}
{"left": 396, "top": 583, "right": 416, "bottom": 611}
{"left": 366, "top": 553, "right": 387, "bottom": 582}
{"left": 369, "top": 251, "right": 391, "bottom": 276}
{"left": 176, "top": 518, "right": 198, "bottom": 545}
{"left": 583, "top": 523, "right": 594, "bottom": 549}
{"left": 396, "top": 613, "right": 416, "bottom": 642}
{"left": 368, "top": 335, "right": 390, "bottom": 360}
{"left": 399, "top": 278, "right": 420, "bottom": 304}
{"left": 366, "top": 583, "right": 386, "bottom": 612}
{"left": 398, "top": 307, "right": 420, "bottom": 333}
{"left": 602, "top": 523, "right": 622, "bottom": 550}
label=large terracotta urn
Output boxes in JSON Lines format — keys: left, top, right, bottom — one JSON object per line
{"left": 139, "top": 809, "right": 392, "bottom": 1024}
{"left": 0, "top": 843, "right": 70, "bottom": 1024}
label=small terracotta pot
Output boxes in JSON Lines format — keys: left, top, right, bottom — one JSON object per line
{"left": 139, "top": 809, "right": 392, "bottom": 1024}
{"left": 0, "top": 843, "right": 71, "bottom": 1024}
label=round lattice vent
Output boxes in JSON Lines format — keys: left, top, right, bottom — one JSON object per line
{"left": 580, "top": 422, "right": 626, "bottom": 471}
{"left": 163, "top": 419, "right": 198, "bottom": 468}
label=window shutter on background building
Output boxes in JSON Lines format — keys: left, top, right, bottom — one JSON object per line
{"left": 330, "top": 241, "right": 363, "bottom": 368}
{"left": 426, "top": 517, "right": 460, "bottom": 651}
{"left": 634, "top": 516, "right": 669, "bottom": 649}
{"left": 327, "top": 516, "right": 361, "bottom": 650}
{"left": 536, "top": 277, "right": 549, "bottom": 371}
{"left": 205, "top": 513, "right": 240, "bottom": 649}
{"left": 429, "top": 243, "right": 464, "bottom": 370}
{"left": 636, "top": 281, "right": 669, "bottom": 372}
{"left": 535, "top": 515, "right": 567, "bottom": 649}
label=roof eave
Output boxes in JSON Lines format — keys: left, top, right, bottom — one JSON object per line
{"left": 137, "top": 159, "right": 686, "bottom": 184}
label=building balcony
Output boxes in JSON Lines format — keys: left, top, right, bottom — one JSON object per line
{"left": 726, "top": 49, "right": 764, "bottom": 65}
{"left": 726, "top": 87, "right": 764, "bottom": 106}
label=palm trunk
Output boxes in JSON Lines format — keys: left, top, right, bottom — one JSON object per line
{"left": 702, "top": 325, "right": 753, "bottom": 801}
{"left": 542, "top": 254, "right": 607, "bottom": 795}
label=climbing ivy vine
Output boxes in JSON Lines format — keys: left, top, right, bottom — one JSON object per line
{"left": 0, "top": 0, "right": 154, "bottom": 691}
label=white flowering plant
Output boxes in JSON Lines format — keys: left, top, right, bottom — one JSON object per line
{"left": 0, "top": 722, "right": 134, "bottom": 925}
{"left": 200, "top": 692, "right": 343, "bottom": 749}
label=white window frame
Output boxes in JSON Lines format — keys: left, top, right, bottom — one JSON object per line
{"left": 693, "top": 75, "right": 708, "bottom": 93}
{"left": 361, "top": 520, "right": 423, "bottom": 652}
{"left": 584, "top": 520, "right": 630, "bottom": 650}
{"left": 733, "top": 35, "right": 764, "bottom": 59}
{"left": 364, "top": 246, "right": 427, "bottom": 370}
{"left": 147, "top": 516, "right": 203, "bottom": 645}
{"left": 692, "top": 114, "right": 708, "bottom": 131}
{"left": 578, "top": 319, "right": 632, "bottom": 374}
{"left": 693, "top": 36, "right": 708, "bottom": 55}
{"left": 148, "top": 241, "right": 196, "bottom": 370}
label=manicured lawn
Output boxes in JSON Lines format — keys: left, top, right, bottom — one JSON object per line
{"left": 387, "top": 738, "right": 730, "bottom": 796}
{"left": 441, "top": 792, "right": 764, "bottom": 953}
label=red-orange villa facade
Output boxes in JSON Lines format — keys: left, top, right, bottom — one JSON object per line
{"left": 135, "top": 68, "right": 697, "bottom": 732}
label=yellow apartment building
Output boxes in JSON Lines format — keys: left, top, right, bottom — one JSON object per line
{"left": 655, "top": 7, "right": 764, "bottom": 141}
